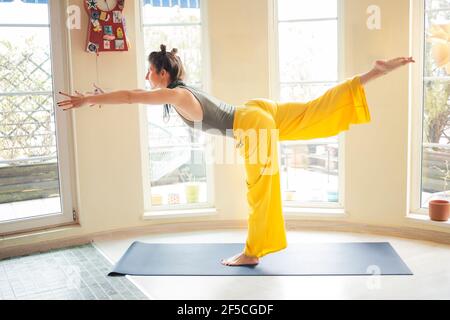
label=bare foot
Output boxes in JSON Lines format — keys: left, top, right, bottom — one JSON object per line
{"left": 374, "top": 56, "right": 415, "bottom": 75}
{"left": 221, "top": 252, "right": 260, "bottom": 266}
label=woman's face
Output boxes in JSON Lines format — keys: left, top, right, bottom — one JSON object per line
{"left": 146, "top": 63, "right": 168, "bottom": 89}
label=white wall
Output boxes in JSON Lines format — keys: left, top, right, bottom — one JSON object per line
{"left": 343, "top": 0, "right": 412, "bottom": 225}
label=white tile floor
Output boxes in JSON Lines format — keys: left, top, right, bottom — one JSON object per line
{"left": 0, "top": 244, "right": 148, "bottom": 300}
{"left": 93, "top": 229, "right": 450, "bottom": 300}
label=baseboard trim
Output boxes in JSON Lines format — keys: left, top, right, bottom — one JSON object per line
{"left": 285, "top": 220, "right": 450, "bottom": 245}
{"left": 1, "top": 219, "right": 449, "bottom": 260}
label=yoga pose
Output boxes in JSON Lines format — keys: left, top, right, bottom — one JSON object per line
{"left": 57, "top": 44, "right": 414, "bottom": 267}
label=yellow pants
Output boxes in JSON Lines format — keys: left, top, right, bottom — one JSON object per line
{"left": 232, "top": 76, "right": 371, "bottom": 258}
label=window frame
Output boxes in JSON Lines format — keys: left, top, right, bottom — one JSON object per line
{"left": 137, "top": 0, "right": 216, "bottom": 213}
{"left": 409, "top": 0, "right": 431, "bottom": 216}
{"left": 269, "top": 0, "right": 345, "bottom": 210}
{"left": 0, "top": 0, "right": 78, "bottom": 235}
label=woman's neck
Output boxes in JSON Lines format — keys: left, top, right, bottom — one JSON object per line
{"left": 167, "top": 79, "right": 186, "bottom": 89}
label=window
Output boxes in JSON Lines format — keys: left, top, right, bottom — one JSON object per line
{"left": 272, "top": 0, "right": 342, "bottom": 208}
{"left": 0, "top": 0, "right": 76, "bottom": 234}
{"left": 411, "top": 0, "right": 450, "bottom": 214}
{"left": 140, "top": 0, "right": 213, "bottom": 211}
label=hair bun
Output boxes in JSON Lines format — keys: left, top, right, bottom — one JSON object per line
{"left": 171, "top": 48, "right": 178, "bottom": 55}
{"left": 160, "top": 44, "right": 167, "bottom": 53}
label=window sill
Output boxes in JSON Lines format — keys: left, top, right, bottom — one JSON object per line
{"left": 283, "top": 206, "right": 347, "bottom": 218}
{"left": 1, "top": 223, "right": 81, "bottom": 241}
{"left": 143, "top": 207, "right": 219, "bottom": 220}
{"left": 405, "top": 213, "right": 450, "bottom": 228}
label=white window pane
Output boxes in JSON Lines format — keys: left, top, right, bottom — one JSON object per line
{"left": 148, "top": 126, "right": 208, "bottom": 206}
{"left": 147, "top": 107, "right": 208, "bottom": 206}
{"left": 278, "top": 20, "right": 338, "bottom": 83}
{"left": 142, "top": 3, "right": 207, "bottom": 207}
{"left": 277, "top": 0, "right": 340, "bottom": 207}
{"left": 424, "top": 9, "right": 450, "bottom": 77}
{"left": 426, "top": 0, "right": 450, "bottom": 11}
{"left": 0, "top": 2, "right": 62, "bottom": 218}
{"left": 279, "top": 83, "right": 340, "bottom": 204}
{"left": 422, "top": 145, "right": 450, "bottom": 207}
{"left": 280, "top": 82, "right": 335, "bottom": 102}
{"left": 148, "top": 106, "right": 206, "bottom": 147}
{"left": 0, "top": 1, "right": 49, "bottom": 25}
{"left": 143, "top": 25, "right": 202, "bottom": 84}
{"left": 143, "top": 1, "right": 201, "bottom": 24}
{"left": 150, "top": 182, "right": 208, "bottom": 206}
{"left": 421, "top": 1, "right": 450, "bottom": 208}
{"left": 278, "top": 0, "right": 337, "bottom": 21}
{"left": 0, "top": 27, "right": 52, "bottom": 93}
{"left": 421, "top": 80, "right": 450, "bottom": 207}
{"left": 280, "top": 141, "right": 339, "bottom": 203}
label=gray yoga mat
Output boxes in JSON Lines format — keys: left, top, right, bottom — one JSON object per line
{"left": 108, "top": 241, "right": 413, "bottom": 276}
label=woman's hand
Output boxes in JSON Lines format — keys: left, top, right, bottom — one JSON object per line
{"left": 373, "top": 57, "right": 415, "bottom": 75}
{"left": 57, "top": 91, "right": 89, "bottom": 111}
{"left": 57, "top": 84, "right": 105, "bottom": 111}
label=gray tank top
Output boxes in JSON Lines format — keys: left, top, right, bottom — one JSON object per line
{"left": 170, "top": 84, "right": 236, "bottom": 138}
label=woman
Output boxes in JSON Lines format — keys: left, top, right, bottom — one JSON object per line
{"left": 57, "top": 44, "right": 414, "bottom": 267}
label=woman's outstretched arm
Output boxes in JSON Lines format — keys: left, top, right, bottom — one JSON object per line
{"left": 57, "top": 88, "right": 181, "bottom": 111}
{"left": 359, "top": 56, "right": 415, "bottom": 85}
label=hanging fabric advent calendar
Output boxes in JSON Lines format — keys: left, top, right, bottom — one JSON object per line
{"left": 84, "top": 0, "right": 129, "bottom": 54}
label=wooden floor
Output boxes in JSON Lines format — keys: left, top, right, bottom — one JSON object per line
{"left": 93, "top": 230, "right": 450, "bottom": 300}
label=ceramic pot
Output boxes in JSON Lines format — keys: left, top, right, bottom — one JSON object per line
{"left": 428, "top": 200, "right": 450, "bottom": 222}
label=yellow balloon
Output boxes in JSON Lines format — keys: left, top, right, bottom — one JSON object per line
{"left": 429, "top": 24, "right": 450, "bottom": 42}
{"left": 432, "top": 43, "right": 450, "bottom": 67}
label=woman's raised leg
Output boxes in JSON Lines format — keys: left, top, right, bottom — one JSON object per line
{"left": 275, "top": 56, "right": 414, "bottom": 141}
{"left": 276, "top": 76, "right": 371, "bottom": 141}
